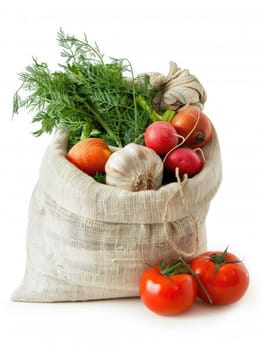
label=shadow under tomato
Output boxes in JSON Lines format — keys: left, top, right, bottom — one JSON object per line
{"left": 180, "top": 298, "right": 241, "bottom": 319}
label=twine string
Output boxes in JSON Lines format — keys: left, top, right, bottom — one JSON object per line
{"left": 163, "top": 168, "right": 199, "bottom": 259}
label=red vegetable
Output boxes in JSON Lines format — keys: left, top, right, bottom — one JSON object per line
{"left": 172, "top": 108, "right": 212, "bottom": 148}
{"left": 164, "top": 147, "right": 203, "bottom": 177}
{"left": 190, "top": 248, "right": 249, "bottom": 305}
{"left": 144, "top": 121, "right": 179, "bottom": 155}
{"left": 139, "top": 260, "right": 198, "bottom": 315}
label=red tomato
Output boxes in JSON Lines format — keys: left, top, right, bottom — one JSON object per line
{"left": 144, "top": 121, "right": 179, "bottom": 155}
{"left": 190, "top": 249, "right": 249, "bottom": 305}
{"left": 172, "top": 108, "right": 212, "bottom": 148}
{"left": 139, "top": 264, "right": 198, "bottom": 315}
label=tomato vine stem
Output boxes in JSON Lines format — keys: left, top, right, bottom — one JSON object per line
{"left": 159, "top": 258, "right": 213, "bottom": 304}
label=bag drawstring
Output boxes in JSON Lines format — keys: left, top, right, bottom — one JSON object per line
{"left": 163, "top": 168, "right": 199, "bottom": 260}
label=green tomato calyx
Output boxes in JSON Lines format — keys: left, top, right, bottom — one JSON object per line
{"left": 159, "top": 258, "right": 213, "bottom": 304}
{"left": 209, "top": 247, "right": 241, "bottom": 275}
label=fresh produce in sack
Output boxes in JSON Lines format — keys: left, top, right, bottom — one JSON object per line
{"left": 105, "top": 143, "right": 164, "bottom": 191}
{"left": 67, "top": 138, "right": 112, "bottom": 176}
{"left": 144, "top": 121, "right": 179, "bottom": 156}
{"left": 164, "top": 148, "right": 204, "bottom": 178}
{"left": 11, "top": 30, "right": 222, "bottom": 302}
{"left": 171, "top": 108, "right": 212, "bottom": 148}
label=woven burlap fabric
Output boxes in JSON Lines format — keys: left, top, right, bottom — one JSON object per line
{"left": 12, "top": 128, "right": 222, "bottom": 302}
{"left": 145, "top": 61, "right": 207, "bottom": 111}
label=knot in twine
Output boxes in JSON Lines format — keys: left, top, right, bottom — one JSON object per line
{"left": 145, "top": 61, "right": 207, "bottom": 112}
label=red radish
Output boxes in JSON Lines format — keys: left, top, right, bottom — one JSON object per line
{"left": 164, "top": 148, "right": 203, "bottom": 177}
{"left": 144, "top": 121, "right": 179, "bottom": 155}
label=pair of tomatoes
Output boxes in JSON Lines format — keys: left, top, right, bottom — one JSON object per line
{"left": 139, "top": 249, "right": 249, "bottom": 316}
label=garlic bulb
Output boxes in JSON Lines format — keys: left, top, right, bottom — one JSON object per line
{"left": 105, "top": 143, "right": 163, "bottom": 191}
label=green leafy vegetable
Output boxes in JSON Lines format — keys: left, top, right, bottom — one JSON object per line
{"left": 13, "top": 29, "right": 157, "bottom": 148}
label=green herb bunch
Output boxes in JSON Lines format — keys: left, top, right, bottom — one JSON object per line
{"left": 13, "top": 29, "right": 157, "bottom": 148}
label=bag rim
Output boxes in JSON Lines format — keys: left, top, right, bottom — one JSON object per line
{"left": 36, "top": 127, "right": 222, "bottom": 224}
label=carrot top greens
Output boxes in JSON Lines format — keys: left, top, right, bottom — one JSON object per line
{"left": 13, "top": 29, "right": 157, "bottom": 148}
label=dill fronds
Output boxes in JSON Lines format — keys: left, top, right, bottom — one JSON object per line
{"left": 13, "top": 29, "right": 156, "bottom": 148}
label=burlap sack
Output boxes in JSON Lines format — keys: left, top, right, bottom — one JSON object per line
{"left": 12, "top": 127, "right": 222, "bottom": 302}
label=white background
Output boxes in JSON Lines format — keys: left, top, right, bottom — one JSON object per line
{"left": 1, "top": 0, "right": 263, "bottom": 349}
